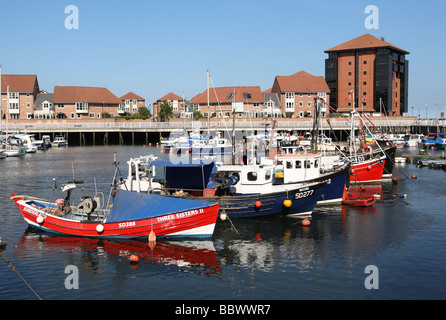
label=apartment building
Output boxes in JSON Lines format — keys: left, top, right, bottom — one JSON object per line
{"left": 0, "top": 74, "right": 40, "bottom": 120}
{"left": 325, "top": 33, "right": 409, "bottom": 116}
{"left": 189, "top": 86, "right": 265, "bottom": 119}
{"left": 120, "top": 92, "right": 145, "bottom": 115}
{"left": 271, "top": 71, "right": 330, "bottom": 118}
{"left": 53, "top": 86, "right": 123, "bottom": 120}
{"left": 152, "top": 92, "right": 185, "bottom": 119}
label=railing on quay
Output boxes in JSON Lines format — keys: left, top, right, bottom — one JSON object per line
{"left": 2, "top": 118, "right": 445, "bottom": 133}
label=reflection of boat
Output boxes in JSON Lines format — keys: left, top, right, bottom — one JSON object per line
{"left": 11, "top": 181, "right": 220, "bottom": 239}
{"left": 403, "top": 134, "right": 424, "bottom": 147}
{"left": 18, "top": 232, "right": 221, "bottom": 276}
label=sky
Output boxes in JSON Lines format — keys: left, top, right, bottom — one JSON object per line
{"left": 1, "top": 0, "right": 445, "bottom": 117}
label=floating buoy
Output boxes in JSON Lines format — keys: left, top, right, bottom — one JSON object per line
{"left": 96, "top": 224, "right": 104, "bottom": 233}
{"left": 36, "top": 215, "right": 44, "bottom": 224}
{"left": 400, "top": 194, "right": 408, "bottom": 198}
{"left": 149, "top": 143, "right": 152, "bottom": 147}
{"left": 148, "top": 230, "right": 156, "bottom": 242}
{"left": 411, "top": 175, "right": 417, "bottom": 179}
{"left": 220, "top": 213, "right": 227, "bottom": 221}
{"left": 129, "top": 254, "right": 139, "bottom": 262}
{"left": 301, "top": 219, "right": 311, "bottom": 226}
{"left": 283, "top": 199, "right": 292, "bottom": 208}
{"left": 367, "top": 165, "right": 371, "bottom": 171}
{"left": 254, "top": 201, "right": 262, "bottom": 208}
{"left": 392, "top": 177, "right": 399, "bottom": 184}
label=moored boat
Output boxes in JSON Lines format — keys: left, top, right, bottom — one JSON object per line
{"left": 11, "top": 184, "right": 220, "bottom": 239}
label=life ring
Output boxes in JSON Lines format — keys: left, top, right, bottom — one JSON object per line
{"left": 363, "top": 146, "right": 372, "bottom": 153}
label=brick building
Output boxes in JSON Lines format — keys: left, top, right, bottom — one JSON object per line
{"left": 1, "top": 74, "right": 40, "bottom": 120}
{"left": 120, "top": 92, "right": 145, "bottom": 115}
{"left": 271, "top": 71, "right": 330, "bottom": 118}
{"left": 53, "top": 86, "right": 124, "bottom": 120}
{"left": 152, "top": 92, "right": 185, "bottom": 119}
{"left": 325, "top": 33, "right": 409, "bottom": 116}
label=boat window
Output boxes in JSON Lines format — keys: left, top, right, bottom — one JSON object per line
{"left": 305, "top": 160, "right": 311, "bottom": 168}
{"left": 265, "top": 170, "right": 271, "bottom": 180}
{"left": 286, "top": 161, "right": 292, "bottom": 169}
{"left": 295, "top": 160, "right": 301, "bottom": 169}
{"left": 314, "top": 159, "right": 319, "bottom": 168}
{"left": 247, "top": 171, "right": 257, "bottom": 181}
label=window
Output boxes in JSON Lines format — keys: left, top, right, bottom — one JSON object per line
{"left": 286, "top": 102, "right": 294, "bottom": 109}
{"left": 315, "top": 160, "right": 319, "bottom": 168}
{"left": 247, "top": 171, "right": 258, "bottom": 181}
{"left": 70, "top": 113, "right": 75, "bottom": 119}
{"left": 26, "top": 102, "right": 31, "bottom": 108}
{"left": 363, "top": 81, "right": 367, "bottom": 85}
{"left": 307, "top": 102, "right": 311, "bottom": 107}
{"left": 97, "top": 113, "right": 100, "bottom": 118}
{"left": 286, "top": 161, "right": 292, "bottom": 169}
{"left": 57, "top": 103, "right": 64, "bottom": 108}
{"left": 348, "top": 62, "right": 352, "bottom": 65}
{"left": 9, "top": 92, "right": 19, "bottom": 99}
{"left": 348, "top": 82, "right": 352, "bottom": 86}
{"left": 285, "top": 92, "right": 294, "bottom": 99}
{"left": 75, "top": 102, "right": 88, "bottom": 111}
{"left": 299, "top": 93, "right": 303, "bottom": 97}
{"left": 348, "top": 72, "right": 352, "bottom": 76}
{"left": 305, "top": 160, "right": 311, "bottom": 168}
{"left": 299, "top": 101, "right": 303, "bottom": 107}
{"left": 295, "top": 161, "right": 302, "bottom": 168}
{"left": 226, "top": 93, "right": 235, "bottom": 100}
{"left": 363, "top": 92, "right": 367, "bottom": 96}
{"left": 265, "top": 170, "right": 271, "bottom": 180}
{"left": 363, "top": 71, "right": 367, "bottom": 75}
{"left": 363, "top": 61, "right": 367, "bottom": 64}
{"left": 89, "top": 113, "right": 95, "bottom": 118}
{"left": 9, "top": 102, "right": 19, "bottom": 109}
{"left": 243, "top": 93, "right": 252, "bottom": 99}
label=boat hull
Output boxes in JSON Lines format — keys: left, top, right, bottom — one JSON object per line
{"left": 350, "top": 157, "right": 385, "bottom": 183}
{"left": 191, "top": 181, "right": 328, "bottom": 218}
{"left": 12, "top": 195, "right": 220, "bottom": 239}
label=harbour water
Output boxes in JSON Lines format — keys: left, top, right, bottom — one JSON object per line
{"left": 0, "top": 145, "right": 445, "bottom": 300}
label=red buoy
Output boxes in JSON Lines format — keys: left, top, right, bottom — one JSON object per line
{"left": 129, "top": 254, "right": 139, "bottom": 262}
{"left": 254, "top": 201, "right": 261, "bottom": 208}
{"left": 301, "top": 219, "right": 311, "bottom": 226}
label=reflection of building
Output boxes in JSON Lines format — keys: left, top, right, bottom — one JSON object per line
{"left": 325, "top": 33, "right": 409, "bottom": 116}
{"left": 190, "top": 86, "right": 264, "bottom": 119}
{"left": 152, "top": 92, "right": 185, "bottom": 119}
{"left": 53, "top": 86, "right": 123, "bottom": 119}
{"left": 271, "top": 71, "right": 330, "bottom": 118}
{"left": 33, "top": 92, "right": 54, "bottom": 119}
{"left": 119, "top": 92, "right": 145, "bottom": 115}
{"left": 1, "top": 74, "right": 40, "bottom": 120}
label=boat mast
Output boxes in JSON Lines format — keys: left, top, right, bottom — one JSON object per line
{"left": 207, "top": 69, "right": 210, "bottom": 136}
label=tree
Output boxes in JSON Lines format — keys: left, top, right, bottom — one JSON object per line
{"left": 159, "top": 100, "right": 173, "bottom": 122}
{"left": 137, "top": 106, "right": 151, "bottom": 118}
{"left": 193, "top": 110, "right": 203, "bottom": 120}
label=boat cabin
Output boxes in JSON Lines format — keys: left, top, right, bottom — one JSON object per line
{"left": 276, "top": 154, "right": 321, "bottom": 184}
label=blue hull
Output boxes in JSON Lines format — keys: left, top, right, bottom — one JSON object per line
{"left": 200, "top": 181, "right": 327, "bottom": 218}
{"left": 316, "top": 166, "right": 350, "bottom": 205}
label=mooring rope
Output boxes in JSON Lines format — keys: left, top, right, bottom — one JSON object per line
{"left": 0, "top": 249, "right": 42, "bottom": 300}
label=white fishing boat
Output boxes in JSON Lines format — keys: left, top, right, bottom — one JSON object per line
{"left": 14, "top": 134, "right": 38, "bottom": 153}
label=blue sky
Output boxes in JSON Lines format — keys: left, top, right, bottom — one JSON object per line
{"left": 1, "top": 0, "right": 445, "bottom": 117}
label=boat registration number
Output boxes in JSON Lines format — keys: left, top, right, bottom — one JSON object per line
{"left": 294, "top": 190, "right": 314, "bottom": 199}
{"left": 118, "top": 221, "right": 136, "bottom": 228}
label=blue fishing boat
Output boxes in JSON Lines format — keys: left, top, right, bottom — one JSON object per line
{"left": 121, "top": 153, "right": 350, "bottom": 218}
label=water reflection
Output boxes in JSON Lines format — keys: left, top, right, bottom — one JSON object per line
{"left": 18, "top": 229, "right": 221, "bottom": 277}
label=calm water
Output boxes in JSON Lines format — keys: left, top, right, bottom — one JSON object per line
{"left": 0, "top": 145, "right": 445, "bottom": 300}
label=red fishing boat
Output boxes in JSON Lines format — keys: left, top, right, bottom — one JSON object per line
{"left": 11, "top": 188, "right": 220, "bottom": 239}
{"left": 350, "top": 156, "right": 386, "bottom": 183}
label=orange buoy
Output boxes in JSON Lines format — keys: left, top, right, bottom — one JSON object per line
{"left": 411, "top": 174, "right": 417, "bottom": 179}
{"left": 360, "top": 185, "right": 365, "bottom": 191}
{"left": 367, "top": 165, "right": 371, "bottom": 171}
{"left": 301, "top": 219, "right": 311, "bottom": 226}
{"left": 283, "top": 199, "right": 292, "bottom": 208}
{"left": 129, "top": 254, "right": 139, "bottom": 262}
{"left": 254, "top": 201, "right": 262, "bottom": 208}
{"left": 148, "top": 230, "right": 156, "bottom": 242}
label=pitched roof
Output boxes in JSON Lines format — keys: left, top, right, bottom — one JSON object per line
{"left": 190, "top": 86, "right": 264, "bottom": 104}
{"left": 325, "top": 33, "right": 409, "bottom": 54}
{"left": 274, "top": 71, "right": 329, "bottom": 93}
{"left": 1, "top": 74, "right": 39, "bottom": 93}
{"left": 156, "top": 92, "right": 184, "bottom": 102}
{"left": 34, "top": 93, "right": 54, "bottom": 109}
{"left": 120, "top": 92, "right": 145, "bottom": 101}
{"left": 53, "top": 86, "right": 122, "bottom": 104}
